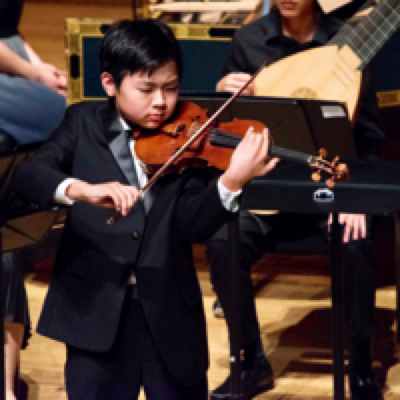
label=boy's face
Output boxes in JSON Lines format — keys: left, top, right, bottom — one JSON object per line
{"left": 102, "top": 60, "right": 179, "bottom": 130}
{"left": 275, "top": 0, "right": 315, "bottom": 18}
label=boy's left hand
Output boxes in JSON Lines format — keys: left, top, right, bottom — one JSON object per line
{"left": 220, "top": 126, "right": 279, "bottom": 192}
{"left": 328, "top": 213, "right": 367, "bottom": 243}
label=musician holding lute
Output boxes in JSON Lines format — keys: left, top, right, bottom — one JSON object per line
{"left": 208, "top": 1, "right": 385, "bottom": 399}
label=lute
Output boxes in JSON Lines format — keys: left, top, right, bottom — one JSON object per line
{"left": 254, "top": 0, "right": 400, "bottom": 122}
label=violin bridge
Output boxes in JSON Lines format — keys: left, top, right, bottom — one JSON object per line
{"left": 163, "top": 122, "right": 186, "bottom": 138}
{"left": 187, "top": 121, "right": 204, "bottom": 138}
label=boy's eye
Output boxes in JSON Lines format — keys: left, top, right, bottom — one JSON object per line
{"left": 138, "top": 85, "right": 178, "bottom": 94}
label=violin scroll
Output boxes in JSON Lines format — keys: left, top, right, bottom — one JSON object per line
{"left": 310, "top": 149, "right": 349, "bottom": 188}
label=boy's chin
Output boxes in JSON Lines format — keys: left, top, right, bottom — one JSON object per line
{"left": 143, "top": 122, "right": 163, "bottom": 130}
{"left": 137, "top": 121, "right": 164, "bottom": 132}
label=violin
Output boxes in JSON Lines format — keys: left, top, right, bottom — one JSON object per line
{"left": 135, "top": 100, "right": 349, "bottom": 188}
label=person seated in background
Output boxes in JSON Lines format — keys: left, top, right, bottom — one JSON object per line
{"left": 207, "top": 1, "right": 384, "bottom": 399}
{"left": 1, "top": 1, "right": 67, "bottom": 399}
{"left": 0, "top": 0, "right": 66, "bottom": 149}
{"left": 3, "top": 252, "right": 31, "bottom": 400}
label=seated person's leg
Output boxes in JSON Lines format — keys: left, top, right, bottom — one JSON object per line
{"left": 344, "top": 239, "right": 381, "bottom": 399}
{"left": 344, "top": 239, "right": 375, "bottom": 369}
{"left": 4, "top": 321, "right": 24, "bottom": 400}
{"left": 207, "top": 210, "right": 275, "bottom": 398}
{"left": 3, "top": 251, "right": 31, "bottom": 400}
{"left": 208, "top": 212, "right": 327, "bottom": 399}
{"left": 0, "top": 74, "right": 65, "bottom": 145}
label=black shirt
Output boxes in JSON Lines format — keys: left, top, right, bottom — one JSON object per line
{"left": 222, "top": 7, "right": 384, "bottom": 158}
{"left": 0, "top": 0, "right": 24, "bottom": 38}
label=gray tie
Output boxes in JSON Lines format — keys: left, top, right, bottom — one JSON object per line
{"left": 142, "top": 178, "right": 154, "bottom": 214}
{"left": 126, "top": 129, "right": 153, "bottom": 213}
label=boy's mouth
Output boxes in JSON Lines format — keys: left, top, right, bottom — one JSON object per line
{"left": 148, "top": 114, "right": 164, "bottom": 122}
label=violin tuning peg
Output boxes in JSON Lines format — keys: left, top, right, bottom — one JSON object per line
{"left": 326, "top": 178, "right": 335, "bottom": 188}
{"left": 312, "top": 171, "right": 321, "bottom": 182}
{"left": 332, "top": 156, "right": 339, "bottom": 164}
{"left": 335, "top": 163, "right": 350, "bottom": 181}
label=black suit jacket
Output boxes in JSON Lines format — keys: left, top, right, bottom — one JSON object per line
{"left": 12, "top": 101, "right": 234, "bottom": 384}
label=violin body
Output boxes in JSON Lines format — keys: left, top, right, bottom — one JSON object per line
{"left": 135, "top": 101, "right": 255, "bottom": 173}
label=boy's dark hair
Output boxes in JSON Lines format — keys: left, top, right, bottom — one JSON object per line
{"left": 99, "top": 19, "right": 183, "bottom": 88}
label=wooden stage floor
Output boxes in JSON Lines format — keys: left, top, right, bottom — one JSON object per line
{"left": 20, "top": 250, "right": 400, "bottom": 399}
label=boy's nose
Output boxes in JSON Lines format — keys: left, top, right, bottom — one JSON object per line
{"left": 153, "top": 89, "right": 166, "bottom": 106}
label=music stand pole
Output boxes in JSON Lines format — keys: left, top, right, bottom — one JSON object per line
{"left": 330, "top": 212, "right": 346, "bottom": 399}
{"left": 1, "top": 231, "right": 5, "bottom": 400}
{"left": 228, "top": 217, "right": 244, "bottom": 399}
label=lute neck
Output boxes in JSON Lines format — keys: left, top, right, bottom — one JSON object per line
{"left": 329, "top": 0, "right": 400, "bottom": 70}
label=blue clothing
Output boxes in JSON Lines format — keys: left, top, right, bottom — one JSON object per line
{"left": 0, "top": 35, "right": 66, "bottom": 144}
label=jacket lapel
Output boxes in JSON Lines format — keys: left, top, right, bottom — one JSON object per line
{"left": 101, "top": 104, "right": 158, "bottom": 214}
{"left": 105, "top": 112, "right": 140, "bottom": 187}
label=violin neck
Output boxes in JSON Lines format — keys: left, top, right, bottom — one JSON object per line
{"left": 210, "top": 130, "right": 313, "bottom": 166}
{"left": 209, "top": 129, "right": 240, "bottom": 149}
{"left": 269, "top": 146, "right": 313, "bottom": 165}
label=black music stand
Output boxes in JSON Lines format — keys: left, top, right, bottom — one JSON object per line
{"left": 0, "top": 144, "right": 60, "bottom": 400}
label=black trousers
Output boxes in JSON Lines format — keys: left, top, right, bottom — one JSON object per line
{"left": 207, "top": 211, "right": 376, "bottom": 371}
{"left": 65, "top": 287, "right": 208, "bottom": 400}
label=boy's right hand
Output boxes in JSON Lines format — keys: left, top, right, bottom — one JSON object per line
{"left": 66, "top": 181, "right": 140, "bottom": 216}
{"left": 216, "top": 72, "right": 254, "bottom": 95}
{"left": 220, "top": 127, "right": 279, "bottom": 192}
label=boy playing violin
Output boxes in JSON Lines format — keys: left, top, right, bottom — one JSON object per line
{"left": 12, "top": 19, "right": 278, "bottom": 400}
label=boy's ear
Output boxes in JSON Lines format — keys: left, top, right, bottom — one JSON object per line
{"left": 101, "top": 72, "right": 117, "bottom": 97}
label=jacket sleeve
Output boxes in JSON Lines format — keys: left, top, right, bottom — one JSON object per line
{"left": 11, "top": 104, "right": 80, "bottom": 209}
{"left": 173, "top": 169, "right": 236, "bottom": 243}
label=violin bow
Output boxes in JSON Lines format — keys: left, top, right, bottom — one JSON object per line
{"left": 107, "top": 60, "right": 269, "bottom": 224}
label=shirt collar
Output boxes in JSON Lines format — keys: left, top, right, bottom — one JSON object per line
{"left": 264, "top": 6, "right": 342, "bottom": 46}
{"left": 119, "top": 116, "right": 130, "bottom": 131}
{"left": 262, "top": 7, "right": 282, "bottom": 43}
